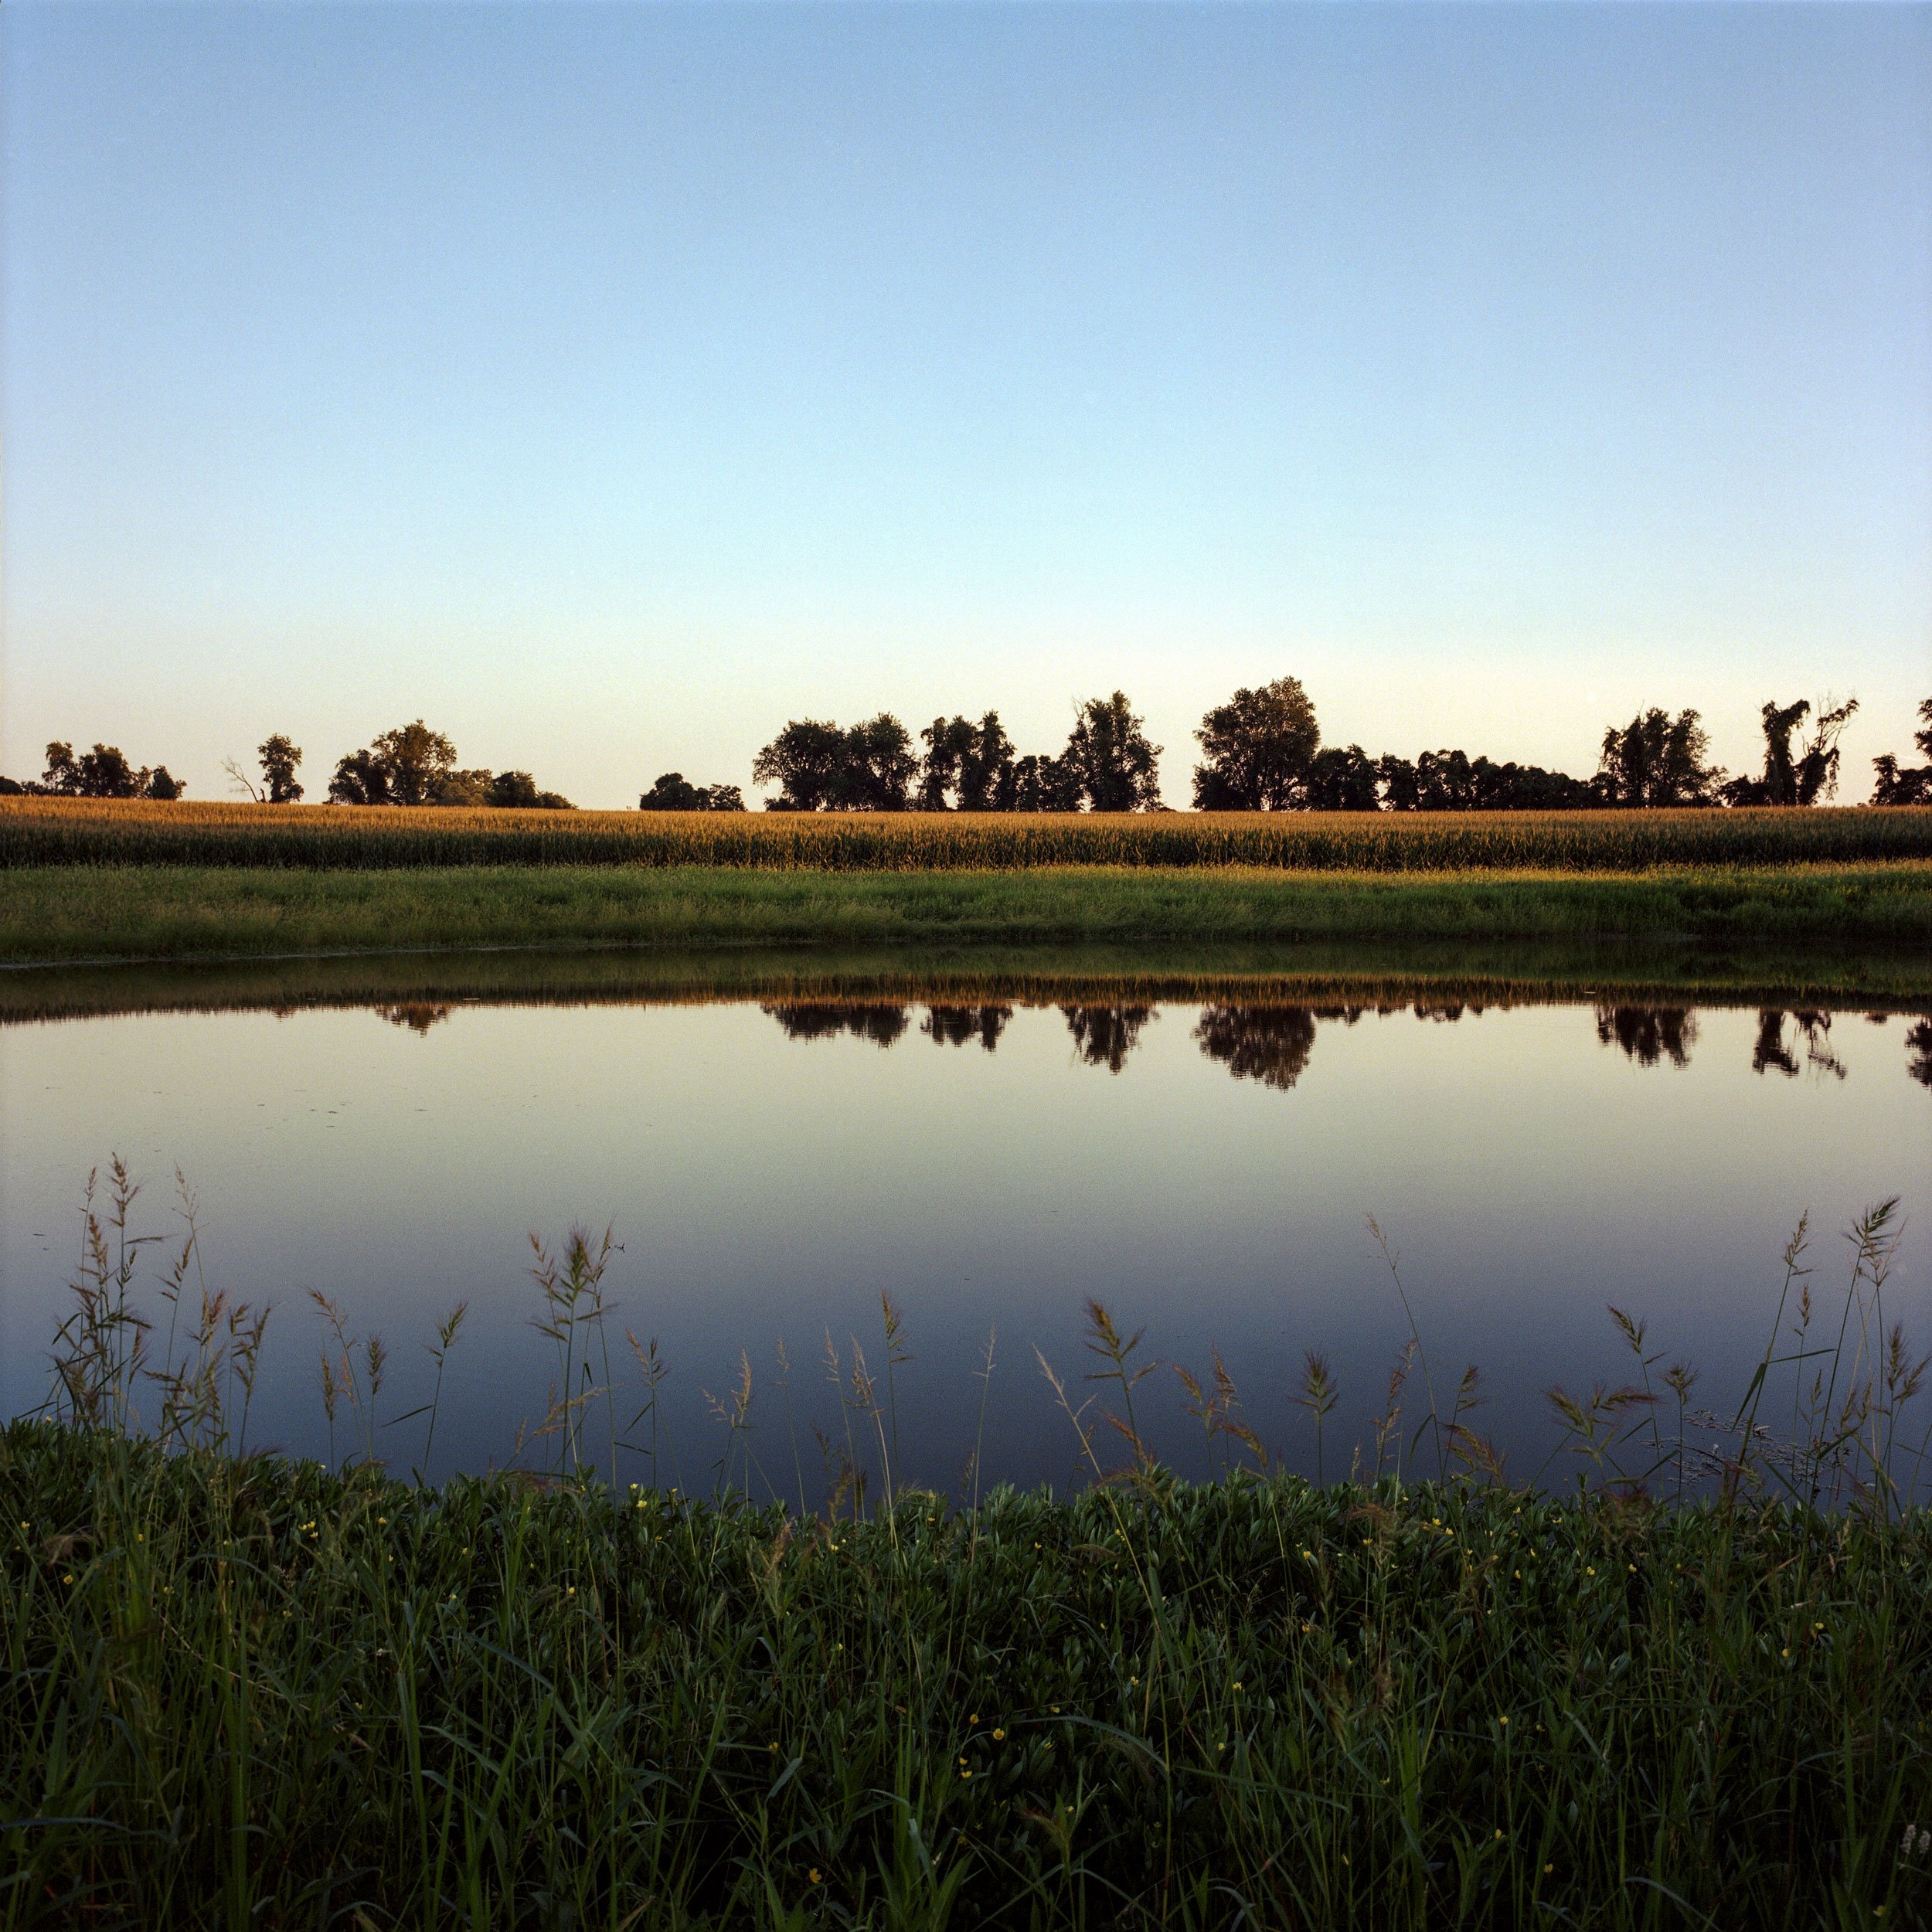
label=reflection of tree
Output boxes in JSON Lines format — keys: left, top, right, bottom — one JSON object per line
{"left": 921, "top": 1005, "right": 1012, "bottom": 1051}
{"left": 1908, "top": 1019, "right": 1932, "bottom": 1090}
{"left": 1195, "top": 1006, "right": 1318, "bottom": 1090}
{"left": 1752, "top": 1010, "right": 1845, "bottom": 1081}
{"left": 377, "top": 1002, "right": 453, "bottom": 1036}
{"left": 1062, "top": 1005, "right": 1155, "bottom": 1073}
{"left": 763, "top": 1003, "right": 910, "bottom": 1047}
{"left": 1594, "top": 1005, "right": 1697, "bottom": 1069}
{"left": 1410, "top": 998, "right": 1478, "bottom": 1023}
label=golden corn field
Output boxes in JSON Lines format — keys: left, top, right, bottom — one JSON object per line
{"left": 5, "top": 796, "right": 1932, "bottom": 871}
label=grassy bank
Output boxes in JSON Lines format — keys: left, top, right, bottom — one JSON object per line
{"left": 6, "top": 796, "right": 1932, "bottom": 871}
{"left": 8, "top": 1420, "right": 1932, "bottom": 1929}
{"left": 5, "top": 860, "right": 1932, "bottom": 967}
{"left": 6, "top": 934, "right": 1932, "bottom": 1025}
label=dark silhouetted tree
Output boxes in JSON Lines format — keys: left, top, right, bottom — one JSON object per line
{"left": 957, "top": 713, "right": 1016, "bottom": 812}
{"left": 41, "top": 741, "right": 175, "bottom": 799}
{"left": 328, "top": 749, "right": 391, "bottom": 804}
{"left": 752, "top": 719, "right": 847, "bottom": 810}
{"left": 1594, "top": 709, "right": 1724, "bottom": 808}
{"left": 917, "top": 716, "right": 977, "bottom": 810}
{"left": 1871, "top": 699, "right": 1932, "bottom": 805}
{"left": 1012, "top": 753, "right": 1083, "bottom": 812}
{"left": 1192, "top": 676, "right": 1319, "bottom": 810}
{"left": 1723, "top": 698, "right": 1859, "bottom": 806}
{"left": 1303, "top": 746, "right": 1379, "bottom": 811}
{"left": 835, "top": 714, "right": 919, "bottom": 811}
{"left": 1064, "top": 692, "right": 1161, "bottom": 811}
{"left": 638, "top": 772, "right": 743, "bottom": 811}
{"left": 260, "top": 735, "right": 304, "bottom": 803}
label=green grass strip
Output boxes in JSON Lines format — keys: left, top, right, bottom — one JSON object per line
{"left": 2, "top": 861, "right": 1930, "bottom": 966}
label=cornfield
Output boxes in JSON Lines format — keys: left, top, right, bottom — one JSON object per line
{"left": 6, "top": 797, "right": 1932, "bottom": 871}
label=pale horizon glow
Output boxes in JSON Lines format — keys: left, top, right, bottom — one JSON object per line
{"left": 3, "top": 2, "right": 1928, "bottom": 808}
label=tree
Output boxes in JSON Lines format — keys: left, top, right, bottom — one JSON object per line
{"left": 1192, "top": 676, "right": 1319, "bottom": 810}
{"left": 917, "top": 716, "right": 976, "bottom": 810}
{"left": 1871, "top": 699, "right": 1932, "bottom": 805}
{"left": 1302, "top": 745, "right": 1379, "bottom": 811}
{"left": 639, "top": 772, "right": 743, "bottom": 811}
{"left": 326, "top": 721, "right": 501, "bottom": 807}
{"left": 835, "top": 714, "right": 919, "bottom": 811}
{"left": 260, "top": 735, "right": 304, "bottom": 803}
{"left": 369, "top": 720, "right": 457, "bottom": 805}
{"left": 1723, "top": 698, "right": 1859, "bottom": 807}
{"left": 958, "top": 713, "right": 1017, "bottom": 811}
{"left": 328, "top": 748, "right": 391, "bottom": 805}
{"left": 1594, "top": 709, "right": 1724, "bottom": 808}
{"left": 41, "top": 741, "right": 163, "bottom": 799}
{"left": 752, "top": 719, "right": 846, "bottom": 810}
{"left": 1064, "top": 692, "right": 1162, "bottom": 811}
{"left": 1011, "top": 753, "right": 1083, "bottom": 812}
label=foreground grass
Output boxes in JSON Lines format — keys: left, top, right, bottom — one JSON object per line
{"left": 7, "top": 1420, "right": 1932, "bottom": 1929}
{"left": 4, "top": 860, "right": 1931, "bottom": 965}
{"left": 6, "top": 798, "right": 1932, "bottom": 872}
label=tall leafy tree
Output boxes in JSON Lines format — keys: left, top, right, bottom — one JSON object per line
{"left": 917, "top": 716, "right": 977, "bottom": 810}
{"left": 835, "top": 715, "right": 919, "bottom": 811}
{"left": 1871, "top": 699, "right": 1932, "bottom": 805}
{"left": 1192, "top": 676, "right": 1319, "bottom": 810}
{"left": 1011, "top": 753, "right": 1083, "bottom": 812}
{"left": 259, "top": 735, "right": 304, "bottom": 804}
{"left": 751, "top": 719, "right": 846, "bottom": 810}
{"left": 1724, "top": 698, "right": 1859, "bottom": 806}
{"left": 328, "top": 720, "right": 458, "bottom": 806}
{"left": 1064, "top": 692, "right": 1162, "bottom": 811}
{"left": 39, "top": 741, "right": 177, "bottom": 799}
{"left": 1594, "top": 709, "right": 1724, "bottom": 808}
{"left": 957, "top": 713, "right": 1017, "bottom": 811}
{"left": 1302, "top": 745, "right": 1380, "bottom": 811}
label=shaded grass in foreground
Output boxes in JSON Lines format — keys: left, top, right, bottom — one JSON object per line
{"left": 4, "top": 860, "right": 1931, "bottom": 965}
{"left": 8, "top": 1185, "right": 1932, "bottom": 1927}
{"left": 11, "top": 1423, "right": 1932, "bottom": 1930}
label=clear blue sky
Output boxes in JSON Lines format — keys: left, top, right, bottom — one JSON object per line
{"left": 4, "top": 2, "right": 1927, "bottom": 807}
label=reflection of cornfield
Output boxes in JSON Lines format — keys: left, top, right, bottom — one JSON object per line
{"left": 9, "top": 794, "right": 1932, "bottom": 869}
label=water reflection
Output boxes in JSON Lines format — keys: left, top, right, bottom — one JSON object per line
{"left": 1753, "top": 1010, "right": 1846, "bottom": 1082}
{"left": 1595, "top": 1005, "right": 1697, "bottom": 1069}
{"left": 762, "top": 1002, "right": 911, "bottom": 1047}
{"left": 378, "top": 1002, "right": 455, "bottom": 1036}
{"left": 1062, "top": 1005, "right": 1156, "bottom": 1073}
{"left": 744, "top": 994, "right": 1932, "bottom": 1094}
{"left": 921, "top": 1005, "right": 1012, "bottom": 1051}
{"left": 1910, "top": 1021, "right": 1932, "bottom": 1090}
{"left": 1195, "top": 1005, "right": 1325, "bottom": 1090}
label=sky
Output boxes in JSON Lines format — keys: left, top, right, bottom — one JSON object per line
{"left": 2, "top": 2, "right": 1928, "bottom": 809}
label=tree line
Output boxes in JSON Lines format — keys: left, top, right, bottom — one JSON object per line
{"left": 751, "top": 681, "right": 1932, "bottom": 811}
{"left": 4, "top": 690, "right": 1927, "bottom": 811}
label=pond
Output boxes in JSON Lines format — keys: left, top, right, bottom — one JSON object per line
{"left": 5, "top": 947, "right": 1928, "bottom": 1498}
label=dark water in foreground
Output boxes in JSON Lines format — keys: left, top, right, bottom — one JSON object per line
{"left": 5, "top": 953, "right": 1928, "bottom": 1495}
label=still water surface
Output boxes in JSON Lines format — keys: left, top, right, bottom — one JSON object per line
{"left": 5, "top": 968, "right": 1928, "bottom": 1493}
